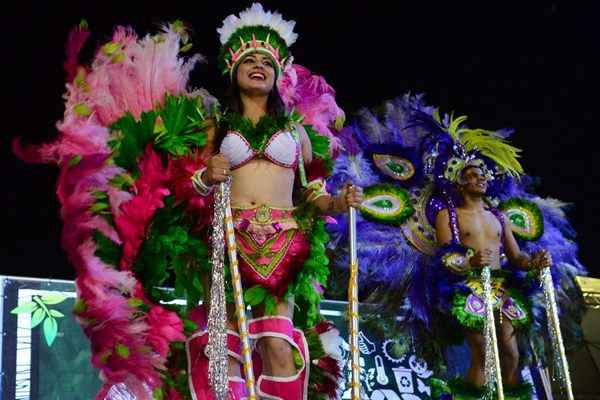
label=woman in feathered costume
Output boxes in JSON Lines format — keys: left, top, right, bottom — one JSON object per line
{"left": 328, "top": 96, "right": 586, "bottom": 399}
{"left": 189, "top": 4, "right": 362, "bottom": 400}
{"left": 14, "top": 4, "right": 360, "bottom": 400}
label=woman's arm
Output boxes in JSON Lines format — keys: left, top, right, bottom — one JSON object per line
{"left": 296, "top": 123, "right": 313, "bottom": 166}
{"left": 294, "top": 123, "right": 362, "bottom": 213}
{"left": 201, "top": 119, "right": 217, "bottom": 158}
{"left": 310, "top": 185, "right": 363, "bottom": 215}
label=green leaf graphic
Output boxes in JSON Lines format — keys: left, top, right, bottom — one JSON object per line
{"left": 43, "top": 317, "right": 58, "bottom": 346}
{"left": 41, "top": 294, "right": 68, "bottom": 305}
{"left": 30, "top": 308, "right": 46, "bottom": 328}
{"left": 49, "top": 310, "right": 65, "bottom": 318}
{"left": 10, "top": 302, "right": 38, "bottom": 314}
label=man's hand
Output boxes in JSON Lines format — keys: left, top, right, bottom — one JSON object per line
{"left": 469, "top": 249, "right": 494, "bottom": 268}
{"left": 529, "top": 249, "right": 553, "bottom": 270}
{"left": 204, "top": 154, "right": 231, "bottom": 185}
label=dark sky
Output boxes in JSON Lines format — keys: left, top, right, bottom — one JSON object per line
{"left": 3, "top": 1, "right": 599, "bottom": 280}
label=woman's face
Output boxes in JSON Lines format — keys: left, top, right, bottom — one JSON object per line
{"left": 235, "top": 52, "right": 276, "bottom": 96}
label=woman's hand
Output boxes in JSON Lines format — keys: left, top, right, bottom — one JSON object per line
{"left": 334, "top": 184, "right": 364, "bottom": 213}
{"left": 204, "top": 154, "right": 231, "bottom": 185}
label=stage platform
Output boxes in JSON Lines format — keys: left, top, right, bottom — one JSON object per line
{"left": 1, "top": 275, "right": 545, "bottom": 399}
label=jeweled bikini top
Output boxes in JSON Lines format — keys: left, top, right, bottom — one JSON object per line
{"left": 219, "top": 113, "right": 300, "bottom": 170}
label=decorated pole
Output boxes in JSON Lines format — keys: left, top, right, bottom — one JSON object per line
{"left": 481, "top": 266, "right": 504, "bottom": 399}
{"left": 208, "top": 180, "right": 256, "bottom": 400}
{"left": 348, "top": 205, "right": 361, "bottom": 400}
{"left": 541, "top": 266, "right": 574, "bottom": 400}
{"left": 222, "top": 180, "right": 257, "bottom": 399}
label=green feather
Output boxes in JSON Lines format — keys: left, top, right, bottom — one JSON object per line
{"left": 304, "top": 125, "right": 334, "bottom": 174}
{"left": 447, "top": 114, "right": 468, "bottom": 141}
{"left": 133, "top": 196, "right": 209, "bottom": 308}
{"left": 443, "top": 114, "right": 524, "bottom": 178}
{"left": 223, "top": 112, "right": 293, "bottom": 153}
{"left": 451, "top": 287, "right": 531, "bottom": 332}
{"left": 92, "top": 230, "right": 122, "bottom": 267}
{"left": 460, "top": 127, "right": 523, "bottom": 177}
{"left": 504, "top": 382, "right": 534, "bottom": 400}
{"left": 154, "top": 95, "right": 208, "bottom": 157}
{"left": 110, "top": 110, "right": 157, "bottom": 173}
{"left": 285, "top": 204, "right": 331, "bottom": 329}
{"left": 244, "top": 285, "right": 268, "bottom": 306}
{"left": 110, "top": 94, "right": 210, "bottom": 175}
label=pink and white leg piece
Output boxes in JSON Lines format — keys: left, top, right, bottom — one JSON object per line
{"left": 186, "top": 330, "right": 248, "bottom": 400}
{"left": 248, "top": 316, "right": 309, "bottom": 400}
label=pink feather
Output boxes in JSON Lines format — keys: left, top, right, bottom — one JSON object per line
{"left": 86, "top": 25, "right": 202, "bottom": 125}
{"left": 64, "top": 22, "right": 91, "bottom": 82}
{"left": 279, "top": 64, "right": 344, "bottom": 153}
{"left": 115, "top": 145, "right": 170, "bottom": 270}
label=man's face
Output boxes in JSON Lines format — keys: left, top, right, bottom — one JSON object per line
{"left": 460, "top": 166, "right": 488, "bottom": 195}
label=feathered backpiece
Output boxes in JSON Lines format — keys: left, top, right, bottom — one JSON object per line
{"left": 327, "top": 94, "right": 436, "bottom": 305}
{"left": 327, "top": 93, "right": 587, "bottom": 369}
{"left": 14, "top": 21, "right": 218, "bottom": 400}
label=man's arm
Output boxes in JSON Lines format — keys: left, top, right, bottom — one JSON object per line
{"left": 435, "top": 209, "right": 453, "bottom": 245}
{"left": 502, "top": 213, "right": 531, "bottom": 269}
{"left": 502, "top": 214, "right": 552, "bottom": 270}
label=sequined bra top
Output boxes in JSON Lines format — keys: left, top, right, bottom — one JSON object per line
{"left": 219, "top": 113, "right": 300, "bottom": 170}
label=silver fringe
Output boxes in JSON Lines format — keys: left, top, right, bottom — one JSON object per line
{"left": 207, "top": 181, "right": 229, "bottom": 400}
{"left": 482, "top": 266, "right": 504, "bottom": 399}
{"left": 541, "top": 267, "right": 574, "bottom": 399}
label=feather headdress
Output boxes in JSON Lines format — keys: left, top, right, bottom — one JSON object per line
{"left": 217, "top": 3, "right": 297, "bottom": 77}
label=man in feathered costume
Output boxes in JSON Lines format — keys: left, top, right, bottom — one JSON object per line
{"left": 327, "top": 97, "right": 586, "bottom": 399}
{"left": 427, "top": 119, "right": 552, "bottom": 397}
{"left": 15, "top": 4, "right": 361, "bottom": 400}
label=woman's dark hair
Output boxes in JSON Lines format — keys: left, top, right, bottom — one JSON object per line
{"left": 214, "top": 75, "right": 286, "bottom": 149}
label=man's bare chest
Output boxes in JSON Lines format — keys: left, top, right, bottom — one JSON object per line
{"left": 457, "top": 209, "right": 502, "bottom": 243}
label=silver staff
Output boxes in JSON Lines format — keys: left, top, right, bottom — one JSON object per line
{"left": 541, "top": 266, "right": 574, "bottom": 400}
{"left": 482, "top": 265, "right": 504, "bottom": 399}
{"left": 348, "top": 205, "right": 361, "bottom": 400}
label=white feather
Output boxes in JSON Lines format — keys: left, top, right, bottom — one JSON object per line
{"left": 217, "top": 3, "right": 297, "bottom": 46}
{"left": 532, "top": 196, "right": 569, "bottom": 219}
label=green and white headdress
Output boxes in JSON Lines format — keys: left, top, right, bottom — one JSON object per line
{"left": 217, "top": 3, "right": 297, "bottom": 78}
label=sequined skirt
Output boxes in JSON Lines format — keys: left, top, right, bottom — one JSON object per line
{"left": 232, "top": 204, "right": 310, "bottom": 297}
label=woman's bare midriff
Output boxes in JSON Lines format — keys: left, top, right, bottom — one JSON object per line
{"left": 229, "top": 159, "right": 295, "bottom": 208}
